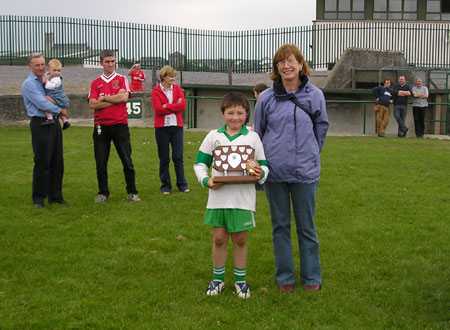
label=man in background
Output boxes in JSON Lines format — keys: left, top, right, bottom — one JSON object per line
{"left": 393, "top": 75, "right": 412, "bottom": 138}
{"left": 372, "top": 79, "right": 393, "bottom": 137}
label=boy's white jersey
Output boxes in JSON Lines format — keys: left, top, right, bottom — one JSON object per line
{"left": 194, "top": 125, "right": 268, "bottom": 211}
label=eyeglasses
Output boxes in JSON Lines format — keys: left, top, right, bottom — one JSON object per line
{"left": 277, "top": 59, "right": 298, "bottom": 67}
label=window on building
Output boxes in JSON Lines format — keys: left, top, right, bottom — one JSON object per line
{"left": 373, "top": 0, "right": 417, "bottom": 20}
{"left": 324, "top": 0, "right": 365, "bottom": 20}
{"left": 426, "top": 0, "right": 450, "bottom": 20}
{"left": 444, "top": 1, "right": 450, "bottom": 12}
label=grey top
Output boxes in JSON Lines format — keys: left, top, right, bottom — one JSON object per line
{"left": 412, "top": 86, "right": 429, "bottom": 107}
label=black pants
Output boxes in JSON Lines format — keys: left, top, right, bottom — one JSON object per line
{"left": 93, "top": 124, "right": 137, "bottom": 196}
{"left": 30, "top": 117, "right": 64, "bottom": 204}
{"left": 413, "top": 106, "right": 427, "bottom": 137}
{"left": 155, "top": 126, "right": 188, "bottom": 192}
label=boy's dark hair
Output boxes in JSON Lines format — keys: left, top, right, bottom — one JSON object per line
{"left": 135, "top": 61, "right": 140, "bottom": 64}
{"left": 253, "top": 83, "right": 268, "bottom": 94}
{"left": 220, "top": 92, "right": 250, "bottom": 114}
{"left": 100, "top": 50, "right": 115, "bottom": 61}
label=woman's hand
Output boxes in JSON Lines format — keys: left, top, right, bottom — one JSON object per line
{"left": 207, "top": 177, "right": 224, "bottom": 190}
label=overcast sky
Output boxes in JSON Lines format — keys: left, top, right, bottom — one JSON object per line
{"left": 6, "top": 0, "right": 316, "bottom": 30}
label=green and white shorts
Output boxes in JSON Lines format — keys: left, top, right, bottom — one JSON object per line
{"left": 204, "top": 209, "right": 255, "bottom": 233}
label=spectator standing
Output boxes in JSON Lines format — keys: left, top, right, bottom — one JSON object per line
{"left": 372, "top": 79, "right": 393, "bottom": 137}
{"left": 128, "top": 61, "right": 146, "bottom": 92}
{"left": 393, "top": 75, "right": 413, "bottom": 138}
{"left": 253, "top": 83, "right": 268, "bottom": 100}
{"left": 21, "top": 53, "right": 68, "bottom": 208}
{"left": 88, "top": 50, "right": 141, "bottom": 203}
{"left": 151, "top": 65, "right": 189, "bottom": 195}
{"left": 247, "top": 83, "right": 268, "bottom": 126}
{"left": 412, "top": 78, "right": 429, "bottom": 138}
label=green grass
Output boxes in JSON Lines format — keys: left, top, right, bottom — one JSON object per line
{"left": 0, "top": 126, "right": 449, "bottom": 329}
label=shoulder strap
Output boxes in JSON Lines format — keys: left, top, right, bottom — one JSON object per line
{"left": 288, "top": 96, "right": 320, "bottom": 140}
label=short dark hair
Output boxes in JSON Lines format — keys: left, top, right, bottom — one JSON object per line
{"left": 253, "top": 83, "right": 268, "bottom": 94}
{"left": 100, "top": 50, "right": 115, "bottom": 61}
{"left": 220, "top": 92, "right": 250, "bottom": 114}
{"left": 384, "top": 78, "right": 391, "bottom": 83}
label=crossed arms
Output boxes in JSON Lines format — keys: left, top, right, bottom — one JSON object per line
{"left": 89, "top": 89, "right": 129, "bottom": 110}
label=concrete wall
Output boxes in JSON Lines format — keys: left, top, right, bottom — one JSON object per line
{"left": 0, "top": 92, "right": 153, "bottom": 124}
{"left": 185, "top": 87, "right": 255, "bottom": 129}
{"left": 1, "top": 89, "right": 447, "bottom": 136}
{"left": 188, "top": 88, "right": 448, "bottom": 136}
{"left": 325, "top": 48, "right": 408, "bottom": 89}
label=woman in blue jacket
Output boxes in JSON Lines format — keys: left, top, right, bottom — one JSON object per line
{"left": 254, "top": 44, "right": 329, "bottom": 293}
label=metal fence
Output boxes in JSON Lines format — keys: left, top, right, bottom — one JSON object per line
{"left": 1, "top": 15, "right": 449, "bottom": 71}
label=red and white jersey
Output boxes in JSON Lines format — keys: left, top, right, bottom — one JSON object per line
{"left": 130, "top": 70, "right": 145, "bottom": 91}
{"left": 88, "top": 72, "right": 132, "bottom": 126}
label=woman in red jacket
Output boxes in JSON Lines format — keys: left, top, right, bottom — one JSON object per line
{"left": 151, "top": 65, "right": 189, "bottom": 195}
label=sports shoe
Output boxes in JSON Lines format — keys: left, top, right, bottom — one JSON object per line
{"left": 94, "top": 194, "right": 108, "bottom": 203}
{"left": 205, "top": 280, "right": 224, "bottom": 296}
{"left": 127, "top": 193, "right": 141, "bottom": 202}
{"left": 63, "top": 121, "right": 71, "bottom": 130}
{"left": 234, "top": 282, "right": 251, "bottom": 299}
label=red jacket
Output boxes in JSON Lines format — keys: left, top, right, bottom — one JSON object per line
{"left": 151, "top": 84, "right": 185, "bottom": 127}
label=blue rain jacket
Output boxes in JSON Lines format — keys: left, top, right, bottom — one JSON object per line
{"left": 254, "top": 76, "right": 329, "bottom": 183}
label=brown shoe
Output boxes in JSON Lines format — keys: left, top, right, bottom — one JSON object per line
{"left": 278, "top": 284, "right": 293, "bottom": 293}
{"left": 304, "top": 284, "right": 321, "bottom": 292}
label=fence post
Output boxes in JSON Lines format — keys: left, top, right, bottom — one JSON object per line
{"left": 152, "top": 68, "right": 158, "bottom": 88}
{"left": 8, "top": 15, "right": 13, "bottom": 66}
{"left": 363, "top": 104, "right": 366, "bottom": 134}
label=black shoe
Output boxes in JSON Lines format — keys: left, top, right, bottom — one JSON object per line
{"left": 34, "top": 203, "right": 45, "bottom": 208}
{"left": 41, "top": 119, "right": 55, "bottom": 126}
{"left": 49, "top": 200, "right": 70, "bottom": 204}
{"left": 403, "top": 128, "right": 409, "bottom": 137}
{"left": 63, "top": 121, "right": 71, "bottom": 130}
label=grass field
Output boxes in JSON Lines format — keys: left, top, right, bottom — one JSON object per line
{"left": 0, "top": 126, "right": 449, "bottom": 329}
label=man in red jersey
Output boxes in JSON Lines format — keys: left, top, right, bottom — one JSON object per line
{"left": 127, "top": 61, "right": 146, "bottom": 92}
{"left": 88, "top": 50, "right": 141, "bottom": 203}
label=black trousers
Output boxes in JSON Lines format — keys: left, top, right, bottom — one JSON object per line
{"left": 155, "top": 126, "right": 188, "bottom": 193}
{"left": 93, "top": 124, "right": 137, "bottom": 196}
{"left": 30, "top": 117, "right": 64, "bottom": 204}
{"left": 413, "top": 106, "right": 427, "bottom": 137}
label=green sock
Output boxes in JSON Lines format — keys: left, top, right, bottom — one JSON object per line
{"left": 234, "top": 267, "right": 246, "bottom": 282}
{"left": 213, "top": 266, "right": 225, "bottom": 282}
